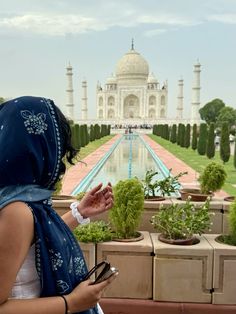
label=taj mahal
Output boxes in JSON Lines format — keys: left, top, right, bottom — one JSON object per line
{"left": 65, "top": 42, "right": 201, "bottom": 126}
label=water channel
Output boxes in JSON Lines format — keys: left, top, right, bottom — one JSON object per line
{"left": 72, "top": 133, "right": 177, "bottom": 195}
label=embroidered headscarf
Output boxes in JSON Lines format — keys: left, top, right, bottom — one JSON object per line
{"left": 0, "top": 96, "right": 98, "bottom": 314}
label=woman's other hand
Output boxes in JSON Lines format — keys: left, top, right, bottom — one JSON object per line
{"left": 78, "top": 183, "right": 113, "bottom": 218}
{"left": 65, "top": 272, "right": 117, "bottom": 312}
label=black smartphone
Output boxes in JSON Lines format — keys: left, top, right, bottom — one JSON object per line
{"left": 83, "top": 261, "right": 118, "bottom": 285}
{"left": 91, "top": 266, "right": 118, "bottom": 284}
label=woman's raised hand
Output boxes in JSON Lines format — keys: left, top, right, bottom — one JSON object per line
{"left": 78, "top": 183, "right": 114, "bottom": 218}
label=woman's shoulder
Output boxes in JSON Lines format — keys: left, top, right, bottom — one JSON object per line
{"left": 0, "top": 201, "right": 34, "bottom": 245}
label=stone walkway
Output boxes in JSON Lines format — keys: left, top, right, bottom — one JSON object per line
{"left": 61, "top": 133, "right": 228, "bottom": 198}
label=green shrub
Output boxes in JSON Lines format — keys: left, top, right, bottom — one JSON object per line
{"left": 109, "top": 178, "right": 144, "bottom": 239}
{"left": 73, "top": 221, "right": 113, "bottom": 243}
{"left": 150, "top": 198, "right": 211, "bottom": 240}
{"left": 199, "top": 161, "right": 227, "bottom": 194}
{"left": 191, "top": 124, "right": 198, "bottom": 150}
{"left": 220, "top": 122, "right": 230, "bottom": 163}
{"left": 197, "top": 123, "right": 208, "bottom": 155}
{"left": 219, "top": 200, "right": 236, "bottom": 246}
{"left": 206, "top": 122, "right": 215, "bottom": 159}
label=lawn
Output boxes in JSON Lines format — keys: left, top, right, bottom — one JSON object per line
{"left": 148, "top": 134, "right": 236, "bottom": 197}
{"left": 76, "top": 135, "right": 115, "bottom": 160}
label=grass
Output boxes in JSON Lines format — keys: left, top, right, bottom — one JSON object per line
{"left": 148, "top": 134, "right": 236, "bottom": 197}
{"left": 75, "top": 135, "right": 115, "bottom": 161}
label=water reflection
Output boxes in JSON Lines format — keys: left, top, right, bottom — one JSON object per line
{"left": 87, "top": 135, "right": 165, "bottom": 190}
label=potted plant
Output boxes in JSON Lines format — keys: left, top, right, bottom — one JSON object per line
{"left": 150, "top": 197, "right": 212, "bottom": 245}
{"left": 109, "top": 177, "right": 144, "bottom": 241}
{"left": 73, "top": 220, "right": 114, "bottom": 243}
{"left": 142, "top": 169, "right": 187, "bottom": 201}
{"left": 203, "top": 199, "right": 236, "bottom": 304}
{"left": 151, "top": 198, "right": 214, "bottom": 303}
{"left": 180, "top": 161, "right": 227, "bottom": 201}
{"left": 97, "top": 178, "right": 153, "bottom": 299}
{"left": 216, "top": 199, "right": 236, "bottom": 246}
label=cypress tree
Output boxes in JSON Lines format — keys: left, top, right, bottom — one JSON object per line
{"left": 165, "top": 124, "right": 170, "bottom": 140}
{"left": 70, "top": 124, "right": 76, "bottom": 148}
{"left": 94, "top": 124, "right": 101, "bottom": 139}
{"left": 184, "top": 124, "right": 191, "bottom": 148}
{"left": 206, "top": 122, "right": 215, "bottom": 159}
{"left": 80, "top": 125, "right": 86, "bottom": 147}
{"left": 90, "top": 124, "right": 95, "bottom": 141}
{"left": 220, "top": 122, "right": 230, "bottom": 163}
{"left": 180, "top": 124, "right": 186, "bottom": 147}
{"left": 170, "top": 124, "right": 177, "bottom": 143}
{"left": 177, "top": 123, "right": 181, "bottom": 145}
{"left": 108, "top": 125, "right": 111, "bottom": 135}
{"left": 197, "top": 123, "right": 208, "bottom": 155}
{"left": 234, "top": 137, "right": 236, "bottom": 169}
{"left": 84, "top": 124, "right": 89, "bottom": 145}
{"left": 74, "top": 124, "right": 81, "bottom": 149}
{"left": 191, "top": 124, "right": 198, "bottom": 150}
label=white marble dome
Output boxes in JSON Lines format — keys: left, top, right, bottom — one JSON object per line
{"left": 115, "top": 49, "right": 149, "bottom": 80}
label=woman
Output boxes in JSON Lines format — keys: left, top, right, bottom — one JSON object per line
{"left": 0, "top": 96, "right": 116, "bottom": 314}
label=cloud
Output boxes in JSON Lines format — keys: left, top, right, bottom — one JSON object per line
{"left": 208, "top": 14, "right": 236, "bottom": 24}
{"left": 144, "top": 28, "right": 167, "bottom": 37}
{"left": 0, "top": 11, "right": 202, "bottom": 37}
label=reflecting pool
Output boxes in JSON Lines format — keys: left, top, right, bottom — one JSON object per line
{"left": 72, "top": 134, "right": 175, "bottom": 194}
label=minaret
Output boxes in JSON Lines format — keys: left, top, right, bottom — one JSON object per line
{"left": 191, "top": 61, "right": 201, "bottom": 124}
{"left": 66, "top": 63, "right": 74, "bottom": 120}
{"left": 81, "top": 80, "right": 88, "bottom": 120}
{"left": 176, "top": 77, "right": 184, "bottom": 119}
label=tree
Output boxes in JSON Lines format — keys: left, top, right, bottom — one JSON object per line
{"left": 220, "top": 122, "right": 230, "bottom": 163}
{"left": 216, "top": 106, "right": 236, "bottom": 128}
{"left": 184, "top": 124, "right": 191, "bottom": 148}
{"left": 197, "top": 123, "right": 208, "bottom": 155}
{"left": 206, "top": 122, "right": 215, "bottom": 159}
{"left": 199, "top": 98, "right": 225, "bottom": 125}
{"left": 191, "top": 124, "right": 198, "bottom": 150}
{"left": 170, "top": 124, "right": 177, "bottom": 143}
{"left": 234, "top": 137, "right": 236, "bottom": 170}
{"left": 177, "top": 123, "right": 182, "bottom": 145}
{"left": 180, "top": 124, "right": 185, "bottom": 147}
{"left": 90, "top": 124, "right": 95, "bottom": 141}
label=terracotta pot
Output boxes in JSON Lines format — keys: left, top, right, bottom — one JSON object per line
{"left": 113, "top": 231, "right": 144, "bottom": 242}
{"left": 145, "top": 196, "right": 165, "bottom": 201}
{"left": 158, "top": 233, "right": 199, "bottom": 245}
{"left": 224, "top": 196, "right": 235, "bottom": 202}
{"left": 179, "top": 188, "right": 213, "bottom": 202}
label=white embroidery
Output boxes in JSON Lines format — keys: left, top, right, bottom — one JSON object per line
{"left": 49, "top": 250, "right": 63, "bottom": 271}
{"left": 21, "top": 110, "right": 48, "bottom": 134}
{"left": 74, "top": 257, "right": 86, "bottom": 276}
{"left": 56, "top": 280, "right": 69, "bottom": 293}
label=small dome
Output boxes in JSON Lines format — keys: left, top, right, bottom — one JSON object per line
{"left": 147, "top": 72, "right": 158, "bottom": 84}
{"left": 116, "top": 49, "right": 149, "bottom": 80}
{"left": 106, "top": 73, "right": 117, "bottom": 84}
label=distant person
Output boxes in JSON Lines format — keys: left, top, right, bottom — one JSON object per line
{"left": 229, "top": 133, "right": 235, "bottom": 143}
{"left": 0, "top": 96, "right": 116, "bottom": 314}
{"left": 215, "top": 135, "right": 220, "bottom": 146}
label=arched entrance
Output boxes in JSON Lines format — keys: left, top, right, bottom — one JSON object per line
{"left": 123, "top": 95, "right": 140, "bottom": 119}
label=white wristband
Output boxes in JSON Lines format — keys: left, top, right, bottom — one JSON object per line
{"left": 70, "top": 201, "right": 90, "bottom": 225}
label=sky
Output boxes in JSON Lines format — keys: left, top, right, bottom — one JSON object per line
{"left": 0, "top": 0, "right": 235, "bottom": 120}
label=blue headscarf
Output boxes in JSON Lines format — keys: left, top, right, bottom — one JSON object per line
{"left": 0, "top": 96, "right": 98, "bottom": 314}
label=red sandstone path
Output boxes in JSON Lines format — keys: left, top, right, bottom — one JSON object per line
{"left": 61, "top": 133, "right": 228, "bottom": 198}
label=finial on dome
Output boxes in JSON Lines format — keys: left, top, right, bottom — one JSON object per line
{"left": 131, "top": 38, "right": 134, "bottom": 50}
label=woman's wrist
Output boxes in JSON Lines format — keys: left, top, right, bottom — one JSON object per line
{"left": 70, "top": 202, "right": 90, "bottom": 225}
{"left": 61, "top": 294, "right": 74, "bottom": 314}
